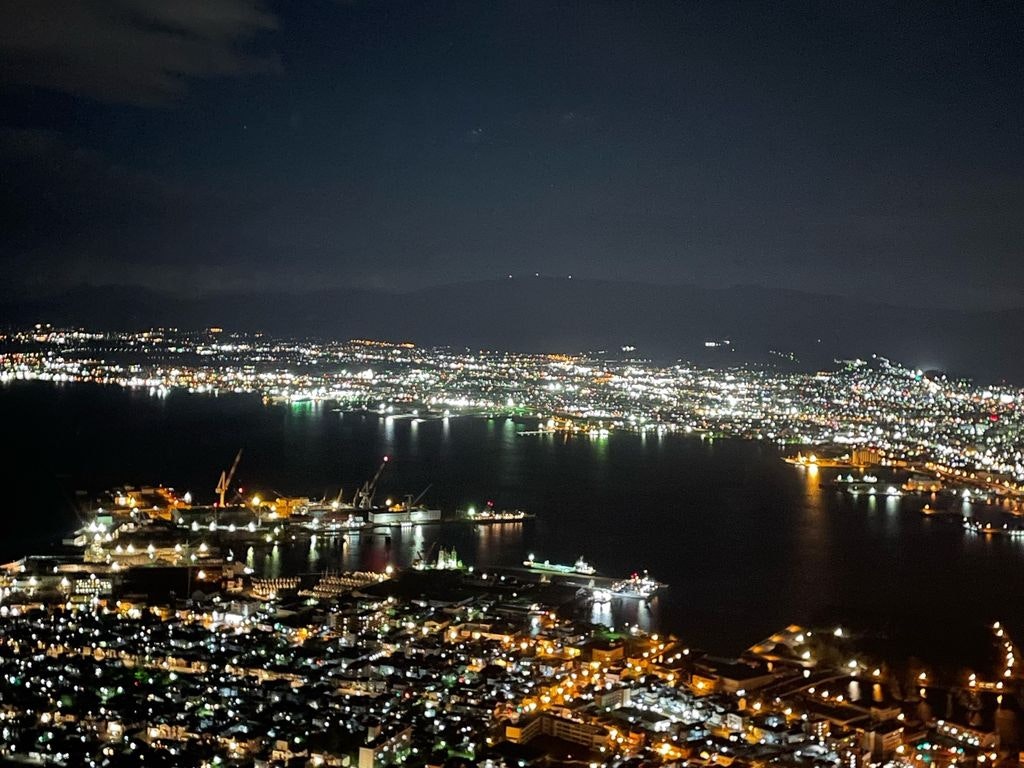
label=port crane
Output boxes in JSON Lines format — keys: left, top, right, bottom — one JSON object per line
{"left": 354, "top": 456, "right": 389, "bottom": 510}
{"left": 414, "top": 540, "right": 439, "bottom": 569}
{"left": 404, "top": 484, "right": 432, "bottom": 510}
{"left": 215, "top": 449, "right": 243, "bottom": 507}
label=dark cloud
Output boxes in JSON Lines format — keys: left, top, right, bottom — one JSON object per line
{"left": 0, "top": 0, "right": 277, "bottom": 105}
{"left": 0, "top": 128, "right": 191, "bottom": 292}
{"left": 0, "top": 128, "right": 346, "bottom": 297}
{"left": 0, "top": 1, "right": 1023, "bottom": 308}
{"left": 0, "top": 128, "right": 286, "bottom": 296}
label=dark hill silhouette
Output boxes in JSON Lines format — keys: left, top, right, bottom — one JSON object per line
{"left": 3, "top": 278, "right": 1022, "bottom": 382}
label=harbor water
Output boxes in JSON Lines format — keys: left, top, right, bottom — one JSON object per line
{"left": 4, "top": 380, "right": 1024, "bottom": 659}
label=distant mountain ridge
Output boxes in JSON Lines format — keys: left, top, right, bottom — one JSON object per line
{"left": 3, "top": 278, "right": 1023, "bottom": 383}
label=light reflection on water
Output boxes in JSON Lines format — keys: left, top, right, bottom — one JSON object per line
{"left": 589, "top": 597, "right": 659, "bottom": 634}
{"left": 307, "top": 534, "right": 320, "bottom": 571}
{"left": 263, "top": 521, "right": 530, "bottom": 576}
{"left": 8, "top": 381, "right": 1024, "bottom": 655}
{"left": 174, "top": 415, "right": 1024, "bottom": 647}
{"left": 252, "top": 520, "right": 659, "bottom": 632}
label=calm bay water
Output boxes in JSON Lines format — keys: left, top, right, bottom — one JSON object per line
{"left": 4, "top": 380, "right": 1024, "bottom": 658}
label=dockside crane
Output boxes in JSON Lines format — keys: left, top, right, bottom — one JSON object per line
{"left": 415, "top": 540, "right": 439, "bottom": 569}
{"left": 354, "top": 456, "right": 389, "bottom": 509}
{"left": 406, "top": 484, "right": 433, "bottom": 510}
{"left": 215, "top": 449, "right": 243, "bottom": 507}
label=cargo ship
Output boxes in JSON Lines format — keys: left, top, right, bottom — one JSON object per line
{"left": 609, "top": 571, "right": 665, "bottom": 599}
{"left": 458, "top": 505, "right": 534, "bottom": 523}
{"left": 578, "top": 571, "right": 667, "bottom": 603}
{"left": 523, "top": 554, "right": 596, "bottom": 576}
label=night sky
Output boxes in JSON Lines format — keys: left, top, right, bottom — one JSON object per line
{"left": 1, "top": 1, "right": 1023, "bottom": 307}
